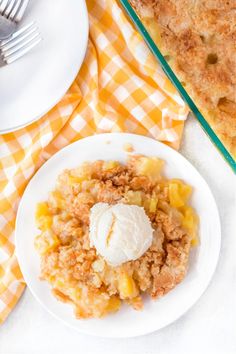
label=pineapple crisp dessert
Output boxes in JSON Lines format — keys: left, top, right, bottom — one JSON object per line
{"left": 34, "top": 155, "right": 199, "bottom": 319}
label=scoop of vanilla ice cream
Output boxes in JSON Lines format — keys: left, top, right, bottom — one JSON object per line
{"left": 89, "top": 203, "right": 153, "bottom": 266}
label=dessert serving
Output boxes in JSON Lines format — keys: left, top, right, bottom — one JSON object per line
{"left": 34, "top": 155, "right": 198, "bottom": 319}
{"left": 129, "top": 0, "right": 236, "bottom": 158}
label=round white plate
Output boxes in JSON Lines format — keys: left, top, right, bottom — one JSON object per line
{"left": 0, "top": 0, "right": 88, "bottom": 134}
{"left": 15, "top": 133, "right": 221, "bottom": 338}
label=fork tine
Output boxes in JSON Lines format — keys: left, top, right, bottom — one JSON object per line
{"left": 0, "top": 0, "right": 9, "bottom": 14}
{"left": 1, "top": 28, "right": 40, "bottom": 55}
{"left": 0, "top": 23, "right": 38, "bottom": 50}
{"left": 0, "top": 20, "right": 42, "bottom": 65}
{"left": 4, "top": 0, "right": 15, "bottom": 17}
{"left": 0, "top": 21, "right": 34, "bottom": 46}
{"left": 8, "top": 0, "right": 21, "bottom": 20}
{"left": 3, "top": 35, "right": 41, "bottom": 64}
{"left": 13, "top": 0, "right": 29, "bottom": 22}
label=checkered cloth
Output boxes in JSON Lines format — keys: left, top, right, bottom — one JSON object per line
{"left": 0, "top": 0, "right": 188, "bottom": 324}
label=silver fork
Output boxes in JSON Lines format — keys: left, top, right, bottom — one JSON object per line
{"left": 0, "top": 0, "right": 29, "bottom": 22}
{"left": 0, "top": 21, "right": 41, "bottom": 64}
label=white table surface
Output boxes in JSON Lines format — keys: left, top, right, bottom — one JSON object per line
{"left": 1, "top": 117, "right": 235, "bottom": 354}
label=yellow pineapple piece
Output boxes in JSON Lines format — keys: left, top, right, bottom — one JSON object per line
{"left": 143, "top": 195, "right": 158, "bottom": 213}
{"left": 169, "top": 183, "right": 184, "bottom": 207}
{"left": 149, "top": 197, "right": 158, "bottom": 213}
{"left": 135, "top": 157, "right": 164, "bottom": 182}
{"left": 35, "top": 202, "right": 50, "bottom": 219}
{"left": 35, "top": 202, "right": 53, "bottom": 230}
{"left": 182, "top": 206, "right": 195, "bottom": 229}
{"left": 68, "top": 175, "right": 84, "bottom": 185}
{"left": 169, "top": 180, "right": 192, "bottom": 208}
{"left": 106, "top": 296, "right": 121, "bottom": 313}
{"left": 191, "top": 237, "right": 199, "bottom": 247}
{"left": 125, "top": 190, "right": 142, "bottom": 206}
{"left": 181, "top": 206, "right": 199, "bottom": 246}
{"left": 172, "top": 179, "right": 192, "bottom": 201}
{"left": 53, "top": 278, "right": 65, "bottom": 289}
{"left": 37, "top": 215, "right": 53, "bottom": 231}
{"left": 118, "top": 273, "right": 137, "bottom": 299}
{"left": 67, "top": 287, "right": 82, "bottom": 301}
{"left": 48, "top": 275, "right": 55, "bottom": 283}
{"left": 181, "top": 184, "right": 192, "bottom": 201}
{"left": 34, "top": 230, "right": 60, "bottom": 255}
{"left": 103, "top": 160, "right": 119, "bottom": 171}
{"left": 143, "top": 198, "right": 151, "bottom": 213}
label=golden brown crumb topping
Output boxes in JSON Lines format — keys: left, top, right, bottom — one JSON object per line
{"left": 129, "top": 0, "right": 236, "bottom": 157}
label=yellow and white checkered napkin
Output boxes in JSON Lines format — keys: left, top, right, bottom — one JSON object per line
{"left": 0, "top": 0, "right": 188, "bottom": 323}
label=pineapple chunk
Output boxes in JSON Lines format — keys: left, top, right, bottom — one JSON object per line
{"left": 125, "top": 190, "right": 142, "bottom": 206}
{"left": 181, "top": 184, "right": 192, "bottom": 201}
{"left": 34, "top": 230, "right": 60, "bottom": 255}
{"left": 36, "top": 215, "right": 52, "bottom": 231}
{"left": 143, "top": 195, "right": 158, "bottom": 213}
{"left": 35, "top": 202, "right": 53, "bottom": 230}
{"left": 182, "top": 206, "right": 195, "bottom": 230}
{"left": 149, "top": 197, "right": 158, "bottom": 213}
{"left": 48, "top": 275, "right": 55, "bottom": 283}
{"left": 172, "top": 179, "right": 192, "bottom": 201}
{"left": 169, "top": 183, "right": 184, "bottom": 207}
{"left": 103, "top": 160, "right": 119, "bottom": 171}
{"left": 135, "top": 157, "right": 164, "bottom": 182}
{"left": 181, "top": 206, "right": 199, "bottom": 246}
{"left": 35, "top": 202, "right": 50, "bottom": 219}
{"left": 106, "top": 296, "right": 121, "bottom": 313}
{"left": 191, "top": 237, "right": 199, "bottom": 247}
{"left": 53, "top": 278, "right": 65, "bottom": 289}
{"left": 68, "top": 175, "right": 84, "bottom": 185}
{"left": 118, "top": 273, "right": 137, "bottom": 299}
{"left": 169, "top": 180, "right": 192, "bottom": 208}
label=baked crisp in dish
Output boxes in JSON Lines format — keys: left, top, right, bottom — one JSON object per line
{"left": 129, "top": 0, "right": 236, "bottom": 158}
{"left": 34, "top": 156, "right": 198, "bottom": 319}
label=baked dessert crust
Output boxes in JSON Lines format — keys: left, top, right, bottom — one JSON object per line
{"left": 129, "top": 0, "right": 236, "bottom": 158}
{"left": 34, "top": 157, "right": 198, "bottom": 318}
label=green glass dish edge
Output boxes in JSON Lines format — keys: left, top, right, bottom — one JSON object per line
{"left": 119, "top": 0, "right": 236, "bottom": 173}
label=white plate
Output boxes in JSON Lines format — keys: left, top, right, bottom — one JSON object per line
{"left": 15, "top": 133, "right": 221, "bottom": 338}
{"left": 0, "top": 0, "right": 88, "bottom": 134}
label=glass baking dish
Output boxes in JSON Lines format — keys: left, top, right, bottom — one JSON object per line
{"left": 119, "top": 0, "right": 236, "bottom": 173}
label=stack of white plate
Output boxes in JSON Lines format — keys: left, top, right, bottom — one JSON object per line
{"left": 0, "top": 0, "right": 88, "bottom": 133}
